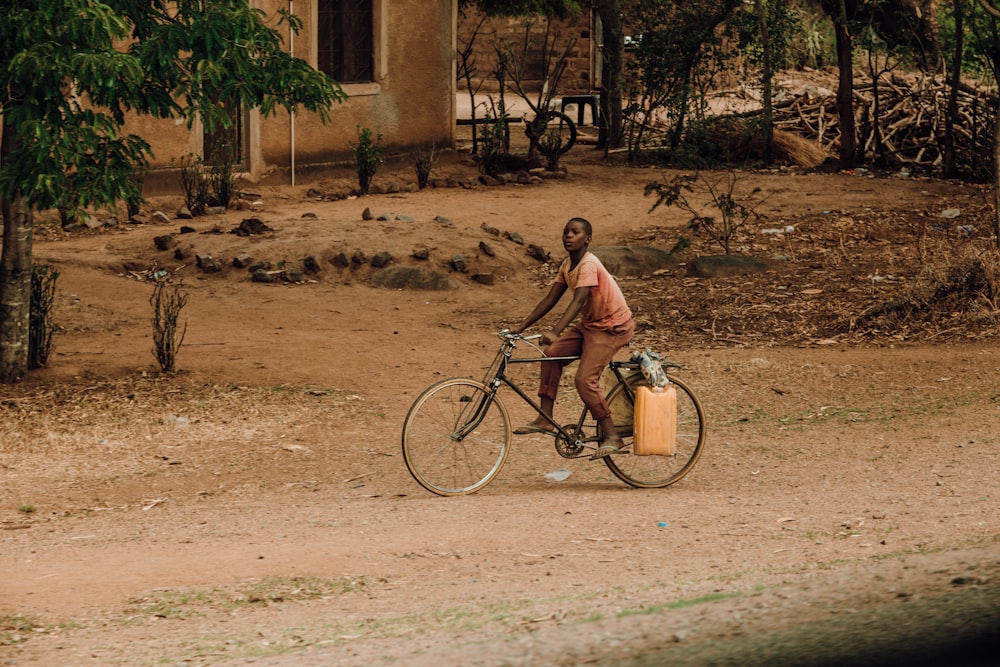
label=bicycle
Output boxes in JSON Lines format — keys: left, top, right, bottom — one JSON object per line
{"left": 524, "top": 108, "right": 577, "bottom": 159}
{"left": 402, "top": 330, "right": 706, "bottom": 496}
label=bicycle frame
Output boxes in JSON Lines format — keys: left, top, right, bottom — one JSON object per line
{"left": 465, "top": 333, "right": 641, "bottom": 452}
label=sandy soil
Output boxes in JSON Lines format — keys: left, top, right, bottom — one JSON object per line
{"left": 2, "top": 139, "right": 1000, "bottom": 666}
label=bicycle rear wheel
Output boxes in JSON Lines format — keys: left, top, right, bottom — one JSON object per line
{"left": 402, "top": 378, "right": 511, "bottom": 496}
{"left": 602, "top": 373, "right": 706, "bottom": 488}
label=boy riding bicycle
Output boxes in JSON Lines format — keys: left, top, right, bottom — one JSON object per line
{"left": 508, "top": 217, "right": 635, "bottom": 459}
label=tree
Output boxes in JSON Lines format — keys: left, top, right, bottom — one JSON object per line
{"left": 974, "top": 0, "right": 1000, "bottom": 246}
{"left": 0, "top": 0, "right": 346, "bottom": 382}
{"left": 593, "top": 0, "right": 625, "bottom": 151}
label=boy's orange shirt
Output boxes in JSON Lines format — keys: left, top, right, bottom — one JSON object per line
{"left": 555, "top": 252, "right": 632, "bottom": 330}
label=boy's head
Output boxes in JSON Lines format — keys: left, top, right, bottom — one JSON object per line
{"left": 562, "top": 217, "right": 592, "bottom": 254}
{"left": 568, "top": 217, "right": 593, "bottom": 236}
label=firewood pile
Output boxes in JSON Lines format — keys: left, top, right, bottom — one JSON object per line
{"left": 770, "top": 72, "right": 996, "bottom": 177}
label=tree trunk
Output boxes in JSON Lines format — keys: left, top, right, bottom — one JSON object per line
{"left": 943, "top": 0, "right": 964, "bottom": 179}
{"left": 833, "top": 0, "right": 857, "bottom": 170}
{"left": 994, "top": 108, "right": 1000, "bottom": 248}
{"left": 594, "top": 0, "right": 624, "bottom": 152}
{"left": 0, "top": 121, "right": 34, "bottom": 383}
{"left": 755, "top": 0, "right": 774, "bottom": 165}
{"left": 0, "top": 196, "right": 33, "bottom": 384}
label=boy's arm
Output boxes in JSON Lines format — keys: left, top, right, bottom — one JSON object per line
{"left": 510, "top": 282, "right": 567, "bottom": 334}
{"left": 541, "top": 286, "right": 590, "bottom": 345}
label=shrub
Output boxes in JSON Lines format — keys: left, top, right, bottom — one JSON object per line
{"left": 28, "top": 265, "right": 59, "bottom": 369}
{"left": 414, "top": 145, "right": 435, "bottom": 190}
{"left": 351, "top": 126, "right": 384, "bottom": 195}
{"left": 150, "top": 280, "right": 188, "bottom": 373}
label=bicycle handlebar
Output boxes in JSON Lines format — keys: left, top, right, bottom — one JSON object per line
{"left": 498, "top": 329, "right": 541, "bottom": 342}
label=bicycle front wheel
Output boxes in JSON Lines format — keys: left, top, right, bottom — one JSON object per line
{"left": 402, "top": 378, "right": 511, "bottom": 496}
{"left": 602, "top": 373, "right": 706, "bottom": 489}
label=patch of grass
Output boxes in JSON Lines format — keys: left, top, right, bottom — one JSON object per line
{"left": 615, "top": 591, "right": 739, "bottom": 618}
{"left": 125, "top": 576, "right": 369, "bottom": 622}
{"left": 0, "top": 615, "right": 40, "bottom": 644}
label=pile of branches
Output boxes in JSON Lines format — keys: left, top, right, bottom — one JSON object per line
{"left": 770, "top": 73, "right": 996, "bottom": 179}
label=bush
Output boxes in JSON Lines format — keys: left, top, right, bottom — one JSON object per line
{"left": 414, "top": 145, "right": 435, "bottom": 190}
{"left": 150, "top": 280, "right": 188, "bottom": 373}
{"left": 351, "top": 126, "right": 384, "bottom": 195}
{"left": 29, "top": 265, "right": 58, "bottom": 369}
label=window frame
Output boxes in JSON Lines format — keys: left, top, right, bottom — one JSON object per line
{"left": 312, "top": 0, "right": 384, "bottom": 96}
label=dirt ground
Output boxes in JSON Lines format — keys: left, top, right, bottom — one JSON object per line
{"left": 2, "top": 134, "right": 1000, "bottom": 666}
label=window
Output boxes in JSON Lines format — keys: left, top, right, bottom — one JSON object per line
{"left": 318, "top": 0, "right": 374, "bottom": 84}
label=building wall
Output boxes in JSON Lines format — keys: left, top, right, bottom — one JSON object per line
{"left": 139, "top": 0, "right": 456, "bottom": 191}
{"left": 457, "top": 9, "right": 595, "bottom": 96}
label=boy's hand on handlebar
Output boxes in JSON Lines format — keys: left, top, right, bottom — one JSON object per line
{"left": 540, "top": 330, "right": 558, "bottom": 346}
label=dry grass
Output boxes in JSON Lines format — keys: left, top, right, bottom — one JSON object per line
{"left": 0, "top": 375, "right": 369, "bottom": 458}
{"left": 619, "top": 197, "right": 1000, "bottom": 350}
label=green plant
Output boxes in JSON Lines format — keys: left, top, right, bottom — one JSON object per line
{"left": 18, "top": 504, "right": 35, "bottom": 514}
{"left": 414, "top": 144, "right": 435, "bottom": 189}
{"left": 351, "top": 126, "right": 384, "bottom": 195}
{"left": 176, "top": 153, "right": 211, "bottom": 213}
{"left": 150, "top": 280, "right": 188, "bottom": 373}
{"left": 538, "top": 128, "right": 564, "bottom": 171}
{"left": 208, "top": 137, "right": 240, "bottom": 208}
{"left": 29, "top": 265, "right": 58, "bottom": 369}
{"left": 645, "top": 170, "right": 766, "bottom": 255}
{"left": 477, "top": 109, "right": 508, "bottom": 177}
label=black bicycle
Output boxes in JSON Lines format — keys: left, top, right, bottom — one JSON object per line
{"left": 402, "top": 331, "right": 706, "bottom": 496}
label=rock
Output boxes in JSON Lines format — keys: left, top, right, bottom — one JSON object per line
{"left": 371, "top": 251, "right": 393, "bottom": 268}
{"left": 591, "top": 246, "right": 680, "bottom": 277}
{"left": 450, "top": 254, "right": 467, "bottom": 273}
{"left": 248, "top": 260, "right": 273, "bottom": 273}
{"left": 372, "top": 267, "right": 454, "bottom": 290}
{"left": 150, "top": 211, "right": 171, "bottom": 224}
{"left": 471, "top": 273, "right": 495, "bottom": 285}
{"left": 479, "top": 241, "right": 495, "bottom": 257}
{"left": 196, "top": 254, "right": 222, "bottom": 273}
{"left": 362, "top": 207, "right": 374, "bottom": 220}
{"left": 176, "top": 206, "right": 194, "bottom": 219}
{"left": 174, "top": 245, "right": 193, "bottom": 261}
{"left": 481, "top": 223, "right": 500, "bottom": 236}
{"left": 395, "top": 214, "right": 415, "bottom": 222}
{"left": 251, "top": 268, "right": 275, "bottom": 283}
{"left": 179, "top": 226, "right": 196, "bottom": 234}
{"left": 281, "top": 268, "right": 306, "bottom": 283}
{"left": 434, "top": 215, "right": 452, "bottom": 225}
{"left": 412, "top": 248, "right": 430, "bottom": 260}
{"left": 330, "top": 253, "right": 350, "bottom": 268}
{"left": 526, "top": 244, "right": 548, "bottom": 262}
{"left": 231, "top": 217, "right": 272, "bottom": 236}
{"left": 153, "top": 235, "right": 177, "bottom": 251}
{"left": 306, "top": 188, "right": 324, "bottom": 198}
{"left": 233, "top": 253, "right": 254, "bottom": 269}
{"left": 205, "top": 206, "right": 226, "bottom": 215}
{"left": 301, "top": 212, "right": 318, "bottom": 220}
{"left": 479, "top": 174, "right": 502, "bottom": 187}
{"left": 303, "top": 256, "right": 321, "bottom": 274}
{"left": 503, "top": 231, "right": 525, "bottom": 245}
{"left": 350, "top": 250, "right": 367, "bottom": 266}
{"left": 687, "top": 254, "right": 771, "bottom": 278}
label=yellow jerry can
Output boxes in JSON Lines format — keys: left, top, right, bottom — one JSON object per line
{"left": 633, "top": 385, "right": 677, "bottom": 456}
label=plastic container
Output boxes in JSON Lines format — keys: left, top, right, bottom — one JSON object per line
{"left": 633, "top": 385, "right": 677, "bottom": 456}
